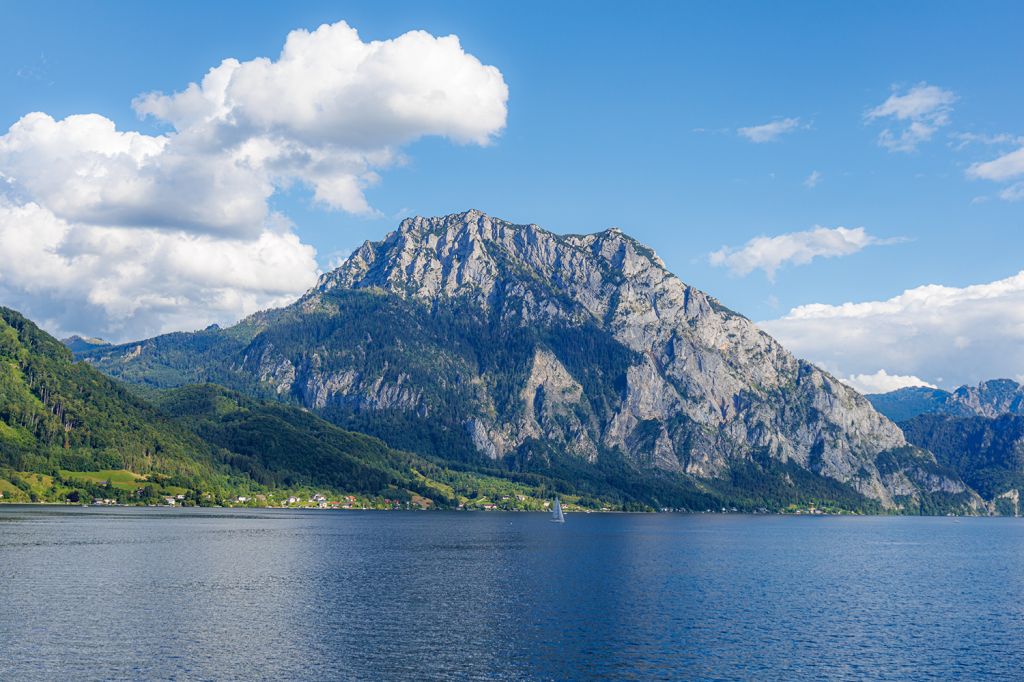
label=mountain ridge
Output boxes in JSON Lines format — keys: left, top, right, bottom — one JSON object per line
{"left": 79, "top": 210, "right": 977, "bottom": 511}
{"left": 868, "top": 379, "right": 1024, "bottom": 421}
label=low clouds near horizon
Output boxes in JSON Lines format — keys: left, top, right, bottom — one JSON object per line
{"left": 0, "top": 20, "right": 508, "bottom": 341}
{"left": 761, "top": 270, "right": 1024, "bottom": 391}
{"left": 841, "top": 370, "right": 936, "bottom": 395}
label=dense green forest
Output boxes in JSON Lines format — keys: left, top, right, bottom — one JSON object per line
{"left": 0, "top": 307, "right": 230, "bottom": 488}
{"left": 900, "top": 414, "right": 1024, "bottom": 500}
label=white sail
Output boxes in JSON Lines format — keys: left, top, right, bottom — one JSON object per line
{"left": 551, "top": 497, "right": 565, "bottom": 523}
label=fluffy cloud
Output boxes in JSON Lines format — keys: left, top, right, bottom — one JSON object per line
{"left": 803, "top": 170, "right": 822, "bottom": 188}
{"left": 709, "top": 226, "right": 894, "bottom": 280}
{"left": 737, "top": 117, "right": 802, "bottom": 143}
{"left": 0, "top": 199, "right": 318, "bottom": 339}
{"left": 0, "top": 21, "right": 508, "bottom": 340}
{"left": 761, "top": 271, "right": 1024, "bottom": 388}
{"left": 132, "top": 21, "right": 507, "bottom": 214}
{"left": 0, "top": 113, "right": 270, "bottom": 237}
{"left": 134, "top": 23, "right": 506, "bottom": 148}
{"left": 840, "top": 370, "right": 936, "bottom": 395}
{"left": 866, "top": 83, "right": 957, "bottom": 152}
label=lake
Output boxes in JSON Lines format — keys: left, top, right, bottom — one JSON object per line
{"left": 1, "top": 508, "right": 1022, "bottom": 680}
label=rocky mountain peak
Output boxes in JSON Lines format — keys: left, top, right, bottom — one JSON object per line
{"left": 952, "top": 379, "right": 1024, "bottom": 417}
{"left": 314, "top": 210, "right": 675, "bottom": 317}
{"left": 292, "top": 211, "right": 953, "bottom": 507}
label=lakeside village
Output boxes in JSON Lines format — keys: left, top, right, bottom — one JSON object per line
{"left": 87, "top": 491, "right": 561, "bottom": 511}
{"left": 2, "top": 468, "right": 867, "bottom": 514}
{"left": 1, "top": 486, "right": 850, "bottom": 515}
{"left": 0, "top": 468, "right": 563, "bottom": 511}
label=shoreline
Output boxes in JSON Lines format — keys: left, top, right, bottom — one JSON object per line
{"left": 0, "top": 501, "right": 1006, "bottom": 518}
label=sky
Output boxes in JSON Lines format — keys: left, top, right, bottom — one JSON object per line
{"left": 1, "top": 0, "right": 1022, "bottom": 392}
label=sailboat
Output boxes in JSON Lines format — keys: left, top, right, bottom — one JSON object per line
{"left": 551, "top": 496, "right": 565, "bottom": 523}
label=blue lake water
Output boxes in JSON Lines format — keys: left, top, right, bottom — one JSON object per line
{"left": 1, "top": 508, "right": 1022, "bottom": 680}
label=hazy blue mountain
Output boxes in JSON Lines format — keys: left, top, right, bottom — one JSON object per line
{"left": 865, "top": 386, "right": 956, "bottom": 422}
{"left": 868, "top": 379, "right": 1024, "bottom": 421}
{"left": 61, "top": 335, "right": 111, "bottom": 355}
{"left": 79, "top": 210, "right": 977, "bottom": 512}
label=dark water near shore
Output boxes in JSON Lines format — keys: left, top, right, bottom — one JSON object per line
{"left": 1, "top": 508, "right": 1022, "bottom": 680}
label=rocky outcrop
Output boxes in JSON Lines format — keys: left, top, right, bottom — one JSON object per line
{"left": 310, "top": 210, "right": 951, "bottom": 506}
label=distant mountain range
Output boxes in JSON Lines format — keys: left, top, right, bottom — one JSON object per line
{"left": 866, "top": 379, "right": 1024, "bottom": 514}
{"left": 61, "top": 335, "right": 111, "bottom": 355}
{"left": 70, "top": 210, "right": 980, "bottom": 513}
{"left": 867, "top": 379, "right": 1024, "bottom": 422}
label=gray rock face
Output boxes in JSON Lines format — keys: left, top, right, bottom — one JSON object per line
{"left": 951, "top": 380, "right": 1024, "bottom": 418}
{"left": 303, "top": 210, "right": 954, "bottom": 506}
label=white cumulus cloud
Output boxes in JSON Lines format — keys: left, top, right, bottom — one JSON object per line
{"left": 0, "top": 20, "right": 508, "bottom": 341}
{"left": 737, "top": 117, "right": 802, "bottom": 143}
{"left": 866, "top": 83, "right": 957, "bottom": 152}
{"left": 709, "top": 226, "right": 895, "bottom": 280}
{"left": 0, "top": 199, "right": 318, "bottom": 340}
{"left": 760, "top": 271, "right": 1024, "bottom": 389}
{"left": 0, "top": 112, "right": 269, "bottom": 237}
{"left": 840, "top": 370, "right": 936, "bottom": 395}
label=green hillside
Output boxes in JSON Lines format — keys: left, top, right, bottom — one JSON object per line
{"left": 154, "top": 383, "right": 462, "bottom": 503}
{"left": 0, "top": 307, "right": 225, "bottom": 488}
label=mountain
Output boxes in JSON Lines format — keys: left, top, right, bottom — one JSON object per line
{"left": 1, "top": 306, "right": 564, "bottom": 509}
{"left": 61, "top": 335, "right": 111, "bottom": 355}
{"left": 80, "top": 210, "right": 976, "bottom": 512}
{"left": 864, "top": 386, "right": 955, "bottom": 422}
{"left": 867, "top": 379, "right": 1024, "bottom": 421}
{"left": 900, "top": 413, "right": 1024, "bottom": 514}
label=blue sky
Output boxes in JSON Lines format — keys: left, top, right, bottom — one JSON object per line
{"left": 1, "top": 1, "right": 1022, "bottom": 390}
